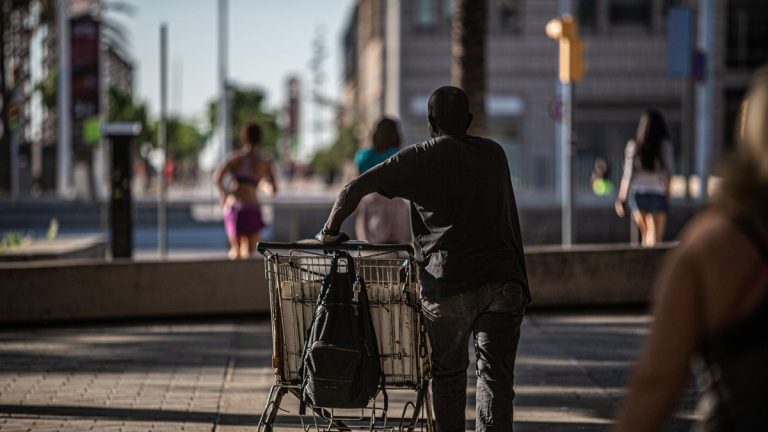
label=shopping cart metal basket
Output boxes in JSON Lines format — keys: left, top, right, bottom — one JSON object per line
{"left": 256, "top": 241, "right": 434, "bottom": 431}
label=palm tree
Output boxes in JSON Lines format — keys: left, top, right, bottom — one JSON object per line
{"left": 451, "top": 0, "right": 488, "bottom": 136}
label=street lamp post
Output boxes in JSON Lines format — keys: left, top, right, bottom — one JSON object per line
{"left": 546, "top": 14, "right": 586, "bottom": 246}
{"left": 57, "top": 0, "right": 72, "bottom": 198}
{"left": 695, "top": 0, "right": 716, "bottom": 200}
{"left": 158, "top": 24, "right": 169, "bottom": 258}
{"left": 218, "top": 0, "right": 230, "bottom": 160}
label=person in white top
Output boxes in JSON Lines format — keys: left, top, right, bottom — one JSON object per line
{"left": 615, "top": 109, "right": 675, "bottom": 247}
{"left": 354, "top": 117, "right": 411, "bottom": 244}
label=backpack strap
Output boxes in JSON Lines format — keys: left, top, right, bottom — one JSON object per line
{"left": 299, "top": 399, "right": 307, "bottom": 416}
{"left": 298, "top": 325, "right": 312, "bottom": 416}
{"left": 380, "top": 373, "right": 388, "bottom": 416}
{"left": 357, "top": 262, "right": 389, "bottom": 416}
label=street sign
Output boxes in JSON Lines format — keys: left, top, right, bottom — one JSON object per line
{"left": 548, "top": 95, "right": 564, "bottom": 123}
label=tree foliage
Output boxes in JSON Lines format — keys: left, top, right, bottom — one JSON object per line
{"left": 109, "top": 88, "right": 203, "bottom": 160}
{"left": 207, "top": 86, "right": 280, "bottom": 154}
{"left": 34, "top": 66, "right": 58, "bottom": 110}
{"left": 162, "top": 117, "right": 205, "bottom": 160}
{"left": 310, "top": 124, "right": 360, "bottom": 174}
{"left": 107, "top": 87, "right": 153, "bottom": 145}
{"left": 452, "top": 0, "right": 487, "bottom": 135}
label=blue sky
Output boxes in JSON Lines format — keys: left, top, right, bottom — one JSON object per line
{"left": 115, "top": 0, "right": 355, "bottom": 123}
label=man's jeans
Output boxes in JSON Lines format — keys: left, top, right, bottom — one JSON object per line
{"left": 421, "top": 281, "right": 526, "bottom": 432}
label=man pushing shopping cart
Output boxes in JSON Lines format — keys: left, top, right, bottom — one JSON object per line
{"left": 317, "top": 86, "right": 530, "bottom": 432}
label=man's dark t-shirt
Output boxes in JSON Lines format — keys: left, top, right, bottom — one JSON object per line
{"left": 324, "top": 135, "right": 529, "bottom": 301}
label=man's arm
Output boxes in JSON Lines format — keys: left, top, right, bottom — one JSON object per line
{"left": 509, "top": 185, "right": 527, "bottom": 279}
{"left": 503, "top": 159, "right": 528, "bottom": 286}
{"left": 323, "top": 172, "right": 380, "bottom": 233}
{"left": 321, "top": 145, "right": 421, "bottom": 236}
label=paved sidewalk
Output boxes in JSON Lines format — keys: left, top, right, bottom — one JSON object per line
{"left": 0, "top": 312, "right": 697, "bottom": 431}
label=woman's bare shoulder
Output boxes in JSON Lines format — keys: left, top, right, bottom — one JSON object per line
{"left": 228, "top": 150, "right": 247, "bottom": 162}
{"left": 678, "top": 210, "right": 753, "bottom": 263}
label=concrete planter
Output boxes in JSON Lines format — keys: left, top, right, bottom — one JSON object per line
{"left": 0, "top": 235, "right": 106, "bottom": 262}
{"left": 0, "top": 243, "right": 673, "bottom": 323}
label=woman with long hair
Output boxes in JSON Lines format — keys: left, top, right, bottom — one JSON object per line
{"left": 214, "top": 123, "right": 278, "bottom": 258}
{"left": 615, "top": 109, "right": 675, "bottom": 246}
{"left": 612, "top": 67, "right": 768, "bottom": 431}
{"left": 354, "top": 117, "right": 410, "bottom": 244}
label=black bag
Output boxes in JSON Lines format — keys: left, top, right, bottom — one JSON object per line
{"left": 300, "top": 253, "right": 385, "bottom": 410}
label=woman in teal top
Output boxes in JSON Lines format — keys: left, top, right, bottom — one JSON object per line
{"left": 354, "top": 117, "right": 410, "bottom": 243}
{"left": 355, "top": 117, "right": 402, "bottom": 173}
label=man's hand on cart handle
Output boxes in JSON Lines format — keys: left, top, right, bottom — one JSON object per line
{"left": 315, "top": 227, "right": 350, "bottom": 245}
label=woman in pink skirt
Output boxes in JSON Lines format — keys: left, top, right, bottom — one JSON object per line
{"left": 214, "top": 123, "right": 278, "bottom": 258}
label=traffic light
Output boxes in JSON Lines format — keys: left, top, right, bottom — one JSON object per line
{"left": 546, "top": 16, "right": 587, "bottom": 84}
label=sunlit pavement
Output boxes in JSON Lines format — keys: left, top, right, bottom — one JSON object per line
{"left": 0, "top": 311, "right": 697, "bottom": 431}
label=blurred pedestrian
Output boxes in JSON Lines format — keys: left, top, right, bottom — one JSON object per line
{"left": 612, "top": 67, "right": 768, "bottom": 432}
{"left": 591, "top": 157, "right": 614, "bottom": 196}
{"left": 354, "top": 117, "right": 410, "bottom": 244}
{"left": 214, "top": 123, "right": 278, "bottom": 258}
{"left": 615, "top": 109, "right": 675, "bottom": 246}
{"left": 316, "top": 86, "right": 529, "bottom": 432}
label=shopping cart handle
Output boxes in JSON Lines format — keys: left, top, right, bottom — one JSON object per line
{"left": 256, "top": 240, "right": 414, "bottom": 255}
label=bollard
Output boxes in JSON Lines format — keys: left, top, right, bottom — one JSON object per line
{"left": 103, "top": 123, "right": 141, "bottom": 259}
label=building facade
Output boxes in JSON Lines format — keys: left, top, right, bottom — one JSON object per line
{"left": 341, "top": 0, "right": 767, "bottom": 203}
{"left": 0, "top": 0, "right": 136, "bottom": 198}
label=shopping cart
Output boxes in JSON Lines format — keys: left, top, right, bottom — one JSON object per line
{"left": 256, "top": 241, "right": 434, "bottom": 431}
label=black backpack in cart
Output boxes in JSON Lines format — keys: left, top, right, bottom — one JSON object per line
{"left": 300, "top": 253, "right": 386, "bottom": 411}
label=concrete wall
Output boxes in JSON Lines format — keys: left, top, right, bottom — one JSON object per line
{"left": 0, "top": 258, "right": 268, "bottom": 323}
{"left": 0, "top": 244, "right": 673, "bottom": 324}
{"left": 526, "top": 243, "right": 671, "bottom": 305}
{"left": 272, "top": 200, "right": 698, "bottom": 246}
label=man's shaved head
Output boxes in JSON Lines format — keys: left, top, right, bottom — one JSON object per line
{"left": 428, "top": 86, "right": 473, "bottom": 136}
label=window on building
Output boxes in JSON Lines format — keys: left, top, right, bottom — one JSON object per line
{"left": 415, "top": 0, "right": 436, "bottom": 29}
{"left": 609, "top": 0, "right": 652, "bottom": 28}
{"left": 726, "top": 0, "right": 768, "bottom": 70}
{"left": 497, "top": 0, "right": 521, "bottom": 31}
{"left": 577, "top": 0, "right": 598, "bottom": 31}
{"left": 488, "top": 117, "right": 524, "bottom": 186}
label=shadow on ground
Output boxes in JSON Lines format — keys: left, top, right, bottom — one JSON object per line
{"left": 0, "top": 312, "right": 697, "bottom": 431}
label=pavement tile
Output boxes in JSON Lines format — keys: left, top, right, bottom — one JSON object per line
{"left": 0, "top": 313, "right": 699, "bottom": 431}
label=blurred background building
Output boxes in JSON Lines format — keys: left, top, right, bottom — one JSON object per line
{"left": 0, "top": 0, "right": 136, "bottom": 199}
{"left": 341, "top": 0, "right": 768, "bottom": 203}
{"left": 3, "top": 0, "right": 768, "bottom": 252}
